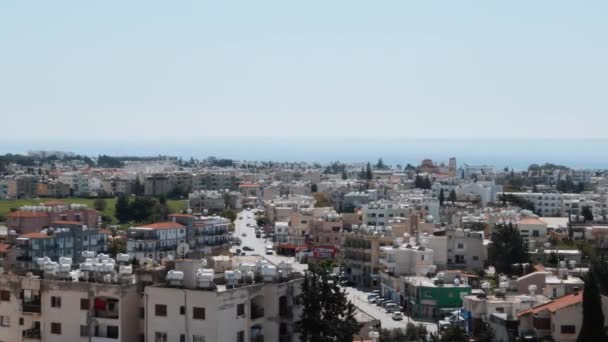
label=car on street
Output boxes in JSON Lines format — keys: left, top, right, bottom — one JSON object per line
{"left": 242, "top": 246, "right": 254, "bottom": 251}
{"left": 392, "top": 312, "right": 404, "bottom": 321}
{"left": 242, "top": 233, "right": 247, "bottom": 237}
{"left": 246, "top": 223, "right": 251, "bottom": 227}
{"left": 256, "top": 233, "right": 261, "bottom": 238}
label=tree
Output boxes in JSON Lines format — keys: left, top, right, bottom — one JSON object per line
{"left": 375, "top": 158, "right": 388, "bottom": 170}
{"left": 404, "top": 323, "right": 428, "bottom": 341}
{"left": 221, "top": 209, "right": 237, "bottom": 223}
{"left": 93, "top": 198, "right": 107, "bottom": 212}
{"left": 488, "top": 223, "right": 530, "bottom": 274}
{"left": 115, "top": 195, "right": 131, "bottom": 223}
{"left": 438, "top": 325, "right": 467, "bottom": 342}
{"left": 109, "top": 238, "right": 126, "bottom": 256}
{"left": 341, "top": 169, "right": 348, "bottom": 180}
{"left": 448, "top": 189, "right": 457, "bottom": 203}
{"left": 582, "top": 206, "right": 594, "bottom": 222}
{"left": 313, "top": 192, "right": 332, "bottom": 208}
{"left": 295, "top": 266, "right": 361, "bottom": 342}
{"left": 366, "top": 162, "right": 373, "bottom": 181}
{"left": 439, "top": 189, "right": 445, "bottom": 207}
{"left": 578, "top": 270, "right": 607, "bottom": 341}
{"left": 474, "top": 321, "right": 495, "bottom": 342}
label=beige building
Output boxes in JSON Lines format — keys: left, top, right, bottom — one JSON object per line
{"left": 145, "top": 258, "right": 302, "bottom": 342}
{"left": 0, "top": 273, "right": 140, "bottom": 342}
{"left": 341, "top": 226, "right": 393, "bottom": 287}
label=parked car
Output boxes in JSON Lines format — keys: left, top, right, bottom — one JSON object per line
{"left": 242, "top": 246, "right": 254, "bottom": 251}
{"left": 392, "top": 312, "right": 404, "bottom": 321}
{"left": 242, "top": 233, "right": 247, "bottom": 237}
{"left": 367, "top": 294, "right": 379, "bottom": 303}
{"left": 376, "top": 299, "right": 390, "bottom": 307}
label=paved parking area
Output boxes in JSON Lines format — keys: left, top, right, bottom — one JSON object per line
{"left": 345, "top": 287, "right": 438, "bottom": 333}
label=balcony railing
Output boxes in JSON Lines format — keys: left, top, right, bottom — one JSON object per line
{"left": 250, "top": 336, "right": 264, "bottom": 342}
{"left": 94, "top": 310, "right": 119, "bottom": 319}
{"left": 22, "top": 301, "right": 41, "bottom": 314}
{"left": 22, "top": 328, "right": 41, "bottom": 340}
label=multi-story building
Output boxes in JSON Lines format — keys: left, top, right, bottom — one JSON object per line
{"left": 188, "top": 190, "right": 242, "bottom": 212}
{"left": 517, "top": 290, "right": 608, "bottom": 342}
{"left": 58, "top": 173, "right": 91, "bottom": 197}
{"left": 126, "top": 215, "right": 231, "bottom": 261}
{"left": 126, "top": 221, "right": 187, "bottom": 261}
{"left": 13, "top": 222, "right": 110, "bottom": 270}
{"left": 144, "top": 258, "right": 302, "bottom": 342}
{"left": 101, "top": 177, "right": 135, "bottom": 196}
{"left": 426, "top": 229, "right": 486, "bottom": 272}
{"left": 341, "top": 225, "right": 393, "bottom": 287}
{"left": 7, "top": 201, "right": 99, "bottom": 234}
{"left": 0, "top": 255, "right": 140, "bottom": 342}
{"left": 361, "top": 201, "right": 410, "bottom": 227}
{"left": 193, "top": 171, "right": 240, "bottom": 191}
{"left": 402, "top": 273, "right": 472, "bottom": 319}
{"left": 7, "top": 176, "right": 38, "bottom": 199}
{"left": 169, "top": 214, "right": 231, "bottom": 256}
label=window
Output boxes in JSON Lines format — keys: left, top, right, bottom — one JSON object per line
{"left": 51, "top": 322, "right": 62, "bottom": 334}
{"left": 0, "top": 290, "right": 10, "bottom": 301}
{"left": 51, "top": 296, "right": 62, "bottom": 308}
{"left": 80, "top": 325, "right": 89, "bottom": 337}
{"left": 561, "top": 325, "right": 576, "bottom": 334}
{"left": 237, "top": 303, "right": 245, "bottom": 317}
{"left": 139, "top": 307, "right": 145, "bottom": 319}
{"left": 532, "top": 230, "right": 540, "bottom": 237}
{"left": 0, "top": 316, "right": 9, "bottom": 327}
{"left": 180, "top": 306, "right": 185, "bottom": 315}
{"left": 107, "top": 326, "right": 119, "bottom": 339}
{"left": 473, "top": 256, "right": 479, "bottom": 261}
{"left": 193, "top": 307, "right": 205, "bottom": 320}
{"left": 19, "top": 318, "right": 23, "bottom": 326}
{"left": 495, "top": 307, "right": 505, "bottom": 313}
{"left": 155, "top": 304, "right": 167, "bottom": 317}
{"left": 155, "top": 332, "right": 167, "bottom": 342}
{"left": 80, "top": 298, "right": 89, "bottom": 310}
{"left": 237, "top": 331, "right": 245, "bottom": 342}
{"left": 457, "top": 243, "right": 464, "bottom": 249}
{"left": 193, "top": 336, "right": 205, "bottom": 342}
{"left": 180, "top": 334, "right": 186, "bottom": 342}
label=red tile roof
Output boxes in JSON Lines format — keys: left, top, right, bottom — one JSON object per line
{"left": 20, "top": 232, "right": 51, "bottom": 239}
{"left": 138, "top": 222, "right": 185, "bottom": 230}
{"left": 98, "top": 229, "right": 112, "bottom": 235}
{"left": 0, "top": 243, "right": 12, "bottom": 253}
{"left": 168, "top": 214, "right": 194, "bottom": 218}
{"left": 8, "top": 211, "right": 49, "bottom": 218}
{"left": 518, "top": 291, "right": 583, "bottom": 317}
{"left": 517, "top": 218, "right": 547, "bottom": 226}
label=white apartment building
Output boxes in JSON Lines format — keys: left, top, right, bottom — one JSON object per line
{"left": 500, "top": 192, "right": 599, "bottom": 217}
{"left": 425, "top": 229, "right": 485, "bottom": 271}
{"left": 379, "top": 241, "right": 435, "bottom": 276}
{"left": 126, "top": 221, "right": 187, "bottom": 260}
{"left": 362, "top": 201, "right": 410, "bottom": 227}
{"left": 145, "top": 258, "right": 302, "bottom": 342}
{"left": 274, "top": 222, "right": 290, "bottom": 243}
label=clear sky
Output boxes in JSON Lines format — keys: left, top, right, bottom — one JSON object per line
{"left": 1, "top": 1, "right": 607, "bottom": 141}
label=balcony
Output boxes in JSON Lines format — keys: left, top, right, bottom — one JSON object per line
{"left": 251, "top": 304, "right": 264, "bottom": 320}
{"left": 279, "top": 306, "right": 293, "bottom": 318}
{"left": 22, "top": 327, "right": 41, "bottom": 340}
{"left": 251, "top": 336, "right": 264, "bottom": 342}
{"left": 22, "top": 301, "right": 41, "bottom": 314}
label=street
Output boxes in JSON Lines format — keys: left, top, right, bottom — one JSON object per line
{"left": 231, "top": 209, "right": 308, "bottom": 272}
{"left": 231, "top": 210, "right": 436, "bottom": 334}
{"left": 345, "top": 287, "right": 438, "bottom": 333}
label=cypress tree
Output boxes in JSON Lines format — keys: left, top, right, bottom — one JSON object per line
{"left": 578, "top": 270, "right": 606, "bottom": 341}
{"left": 439, "top": 188, "right": 445, "bottom": 207}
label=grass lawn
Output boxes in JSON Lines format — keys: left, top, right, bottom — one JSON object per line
{"left": 0, "top": 197, "right": 187, "bottom": 224}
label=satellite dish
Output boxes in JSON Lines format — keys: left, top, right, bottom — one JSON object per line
{"left": 177, "top": 243, "right": 190, "bottom": 258}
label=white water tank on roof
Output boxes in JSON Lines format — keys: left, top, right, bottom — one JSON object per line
{"left": 97, "top": 253, "right": 110, "bottom": 261}
{"left": 119, "top": 265, "right": 133, "bottom": 275}
{"left": 116, "top": 254, "right": 130, "bottom": 263}
{"left": 58, "top": 263, "right": 71, "bottom": 273}
{"left": 59, "top": 257, "right": 72, "bottom": 265}
{"left": 196, "top": 269, "right": 214, "bottom": 288}
{"left": 261, "top": 264, "right": 277, "bottom": 281}
{"left": 80, "top": 262, "right": 93, "bottom": 272}
{"left": 81, "top": 251, "right": 96, "bottom": 258}
{"left": 44, "top": 262, "right": 58, "bottom": 274}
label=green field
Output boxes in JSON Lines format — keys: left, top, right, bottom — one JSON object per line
{"left": 0, "top": 197, "right": 187, "bottom": 224}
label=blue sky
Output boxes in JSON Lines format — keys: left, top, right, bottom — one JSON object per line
{"left": 1, "top": 1, "right": 607, "bottom": 141}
